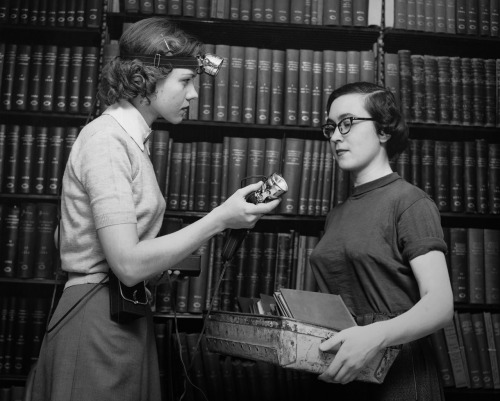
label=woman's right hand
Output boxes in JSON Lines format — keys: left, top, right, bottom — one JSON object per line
{"left": 214, "top": 182, "right": 282, "bottom": 230}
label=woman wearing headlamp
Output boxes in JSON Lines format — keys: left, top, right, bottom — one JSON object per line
{"left": 31, "top": 17, "right": 280, "bottom": 401}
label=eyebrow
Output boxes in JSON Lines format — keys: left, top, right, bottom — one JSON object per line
{"left": 326, "top": 113, "right": 352, "bottom": 123}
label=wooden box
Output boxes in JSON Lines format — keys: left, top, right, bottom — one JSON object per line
{"left": 205, "top": 311, "right": 400, "bottom": 384}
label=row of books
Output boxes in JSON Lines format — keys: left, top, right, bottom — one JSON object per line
{"left": 392, "top": 139, "right": 500, "bottom": 215}
{"left": 384, "top": 51, "right": 500, "bottom": 127}
{"left": 0, "top": 203, "right": 59, "bottom": 281}
{"left": 0, "top": 125, "right": 78, "bottom": 196}
{"left": 0, "top": 386, "right": 24, "bottom": 401}
{"left": 148, "top": 132, "right": 500, "bottom": 217}
{"left": 0, "top": 295, "right": 49, "bottom": 376}
{"left": 164, "top": 328, "right": 321, "bottom": 401}
{"left": 447, "top": 227, "right": 500, "bottom": 306}
{"left": 0, "top": 0, "right": 103, "bottom": 28}
{"left": 0, "top": 43, "right": 100, "bottom": 114}
{"left": 150, "top": 134, "right": 338, "bottom": 216}
{"left": 432, "top": 311, "right": 500, "bottom": 389}
{"left": 190, "top": 45, "right": 376, "bottom": 126}
{"left": 112, "top": 0, "right": 381, "bottom": 27}
{"left": 386, "top": 0, "right": 499, "bottom": 37}
{"left": 153, "top": 217, "right": 320, "bottom": 315}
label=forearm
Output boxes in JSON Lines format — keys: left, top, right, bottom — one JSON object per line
{"left": 374, "top": 290, "right": 453, "bottom": 349}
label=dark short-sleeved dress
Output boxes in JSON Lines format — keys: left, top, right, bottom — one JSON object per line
{"left": 309, "top": 173, "right": 448, "bottom": 401}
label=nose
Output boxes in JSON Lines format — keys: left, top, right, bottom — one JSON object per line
{"left": 330, "top": 126, "right": 343, "bottom": 142}
{"left": 186, "top": 81, "right": 198, "bottom": 101}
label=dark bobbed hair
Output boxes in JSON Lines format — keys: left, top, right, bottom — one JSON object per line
{"left": 98, "top": 17, "right": 204, "bottom": 106}
{"left": 326, "top": 82, "right": 408, "bottom": 160}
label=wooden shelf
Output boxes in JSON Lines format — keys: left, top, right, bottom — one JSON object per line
{"left": 0, "top": 24, "right": 102, "bottom": 47}
{"left": 106, "top": 13, "right": 380, "bottom": 51}
{"left": 383, "top": 29, "right": 500, "bottom": 58}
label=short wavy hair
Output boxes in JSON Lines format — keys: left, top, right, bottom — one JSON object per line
{"left": 326, "top": 82, "right": 408, "bottom": 160}
{"left": 99, "top": 17, "right": 204, "bottom": 106}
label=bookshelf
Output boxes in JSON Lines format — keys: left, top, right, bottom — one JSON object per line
{"left": 1, "top": 1, "right": 500, "bottom": 400}
{"left": 0, "top": 0, "right": 108, "bottom": 396}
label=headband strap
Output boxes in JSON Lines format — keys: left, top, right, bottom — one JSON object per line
{"left": 120, "top": 53, "right": 200, "bottom": 70}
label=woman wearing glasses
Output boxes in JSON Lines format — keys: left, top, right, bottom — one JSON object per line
{"left": 309, "top": 82, "right": 453, "bottom": 400}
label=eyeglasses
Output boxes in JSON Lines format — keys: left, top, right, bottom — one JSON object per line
{"left": 321, "top": 117, "right": 377, "bottom": 139}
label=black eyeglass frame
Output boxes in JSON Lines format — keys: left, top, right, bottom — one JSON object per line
{"left": 321, "top": 117, "right": 377, "bottom": 139}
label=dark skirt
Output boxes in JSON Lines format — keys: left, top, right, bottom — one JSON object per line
{"left": 31, "top": 283, "right": 162, "bottom": 401}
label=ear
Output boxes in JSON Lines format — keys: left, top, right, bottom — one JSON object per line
{"left": 379, "top": 131, "right": 391, "bottom": 143}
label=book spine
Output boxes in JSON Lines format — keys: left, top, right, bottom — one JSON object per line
{"left": 483, "top": 312, "right": 500, "bottom": 388}
{"left": 461, "top": 58, "right": 473, "bottom": 126}
{"left": 464, "top": 141, "right": 477, "bottom": 213}
{"left": 423, "top": 55, "right": 438, "bottom": 123}
{"left": 484, "top": 229, "right": 500, "bottom": 305}
{"left": 410, "top": 54, "right": 425, "bottom": 122}
{"left": 34, "top": 203, "right": 57, "bottom": 279}
{"left": 278, "top": 138, "right": 304, "bottom": 215}
{"left": 166, "top": 142, "right": 183, "bottom": 210}
{"left": 187, "top": 142, "right": 197, "bottom": 210}
{"left": 471, "top": 312, "right": 494, "bottom": 388}
{"left": 228, "top": 46, "right": 245, "bottom": 123}
{"left": 12, "top": 44, "right": 31, "bottom": 111}
{"left": 151, "top": 130, "right": 170, "bottom": 196}
{"left": 213, "top": 44, "right": 230, "bottom": 122}
{"left": 256, "top": 48, "right": 272, "bottom": 125}
{"left": 242, "top": 47, "right": 258, "bottom": 124}
{"left": 33, "top": 127, "right": 48, "bottom": 195}
{"left": 443, "top": 319, "right": 469, "bottom": 387}
{"left": 3, "top": 125, "right": 20, "bottom": 194}
{"left": 488, "top": 144, "right": 500, "bottom": 214}
{"left": 322, "top": 50, "right": 336, "bottom": 118}
{"left": 323, "top": 0, "right": 340, "bottom": 25}
{"left": 68, "top": 46, "right": 83, "bottom": 114}
{"left": 449, "top": 57, "right": 462, "bottom": 125}
{"left": 79, "top": 46, "right": 99, "bottom": 114}
{"left": 468, "top": 228, "right": 485, "bottom": 304}
{"left": 209, "top": 142, "right": 223, "bottom": 210}
{"left": 437, "top": 56, "right": 451, "bottom": 124}
{"left": 245, "top": 231, "right": 263, "bottom": 298}
{"left": 1, "top": 44, "right": 17, "bottom": 111}
{"left": 458, "top": 312, "right": 483, "bottom": 388}
{"left": 270, "top": 49, "right": 285, "bottom": 126}
{"left": 476, "top": 138, "right": 489, "bottom": 214}
{"left": 430, "top": 329, "right": 455, "bottom": 387}
{"left": 450, "top": 227, "right": 468, "bottom": 303}
{"left": 194, "top": 142, "right": 212, "bottom": 212}
{"left": 18, "top": 125, "right": 35, "bottom": 194}
{"left": 54, "top": 47, "right": 71, "bottom": 113}
{"left": 450, "top": 141, "right": 464, "bottom": 212}
{"left": 297, "top": 139, "right": 313, "bottom": 216}
{"left": 435, "top": 0, "right": 447, "bottom": 33}
{"left": 284, "top": 49, "right": 300, "bottom": 125}
{"left": 274, "top": 0, "right": 290, "bottom": 23}
{"left": 421, "top": 139, "right": 435, "bottom": 199}
{"left": 40, "top": 45, "right": 58, "bottom": 112}
{"left": 434, "top": 140, "right": 450, "bottom": 211}
{"left": 1, "top": 206, "right": 20, "bottom": 278}
{"left": 178, "top": 142, "right": 191, "bottom": 211}
{"left": 226, "top": 137, "right": 248, "bottom": 196}
{"left": 45, "top": 127, "right": 64, "bottom": 195}
{"left": 245, "top": 137, "right": 265, "bottom": 185}
{"left": 307, "top": 140, "right": 322, "bottom": 215}
{"left": 298, "top": 49, "right": 313, "bottom": 126}
{"left": 311, "top": 50, "right": 323, "bottom": 127}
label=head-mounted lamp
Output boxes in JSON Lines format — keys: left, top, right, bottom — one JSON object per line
{"left": 120, "top": 53, "right": 224, "bottom": 77}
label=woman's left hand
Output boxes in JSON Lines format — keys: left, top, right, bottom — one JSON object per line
{"left": 317, "top": 323, "right": 386, "bottom": 384}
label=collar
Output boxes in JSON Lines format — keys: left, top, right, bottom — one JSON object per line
{"left": 351, "top": 172, "right": 401, "bottom": 198}
{"left": 103, "top": 100, "right": 152, "bottom": 153}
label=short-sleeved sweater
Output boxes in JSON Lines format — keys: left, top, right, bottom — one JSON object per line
{"left": 61, "top": 100, "right": 166, "bottom": 288}
{"left": 309, "top": 173, "right": 447, "bottom": 317}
